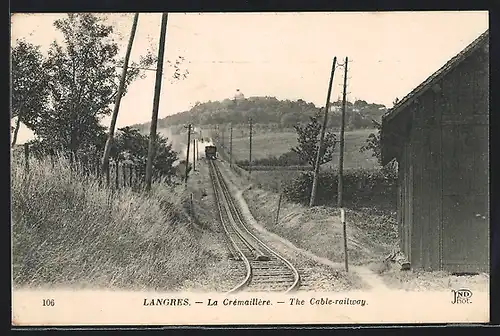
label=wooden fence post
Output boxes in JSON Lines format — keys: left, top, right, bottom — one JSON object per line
{"left": 105, "top": 162, "right": 110, "bottom": 187}
{"left": 122, "top": 163, "right": 127, "bottom": 187}
{"left": 137, "top": 165, "right": 140, "bottom": 186}
{"left": 275, "top": 193, "right": 283, "bottom": 226}
{"left": 129, "top": 164, "right": 133, "bottom": 188}
{"left": 115, "top": 161, "right": 120, "bottom": 190}
{"left": 24, "top": 143, "right": 29, "bottom": 173}
{"left": 96, "top": 157, "right": 102, "bottom": 186}
{"left": 190, "top": 193, "right": 194, "bottom": 215}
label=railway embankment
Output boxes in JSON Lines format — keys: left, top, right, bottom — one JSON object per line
{"left": 218, "top": 161, "right": 489, "bottom": 292}
{"left": 174, "top": 159, "right": 250, "bottom": 292}
{"left": 216, "top": 161, "right": 369, "bottom": 291}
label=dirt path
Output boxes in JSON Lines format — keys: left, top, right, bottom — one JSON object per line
{"left": 225, "top": 176, "right": 391, "bottom": 292}
{"left": 216, "top": 161, "right": 489, "bottom": 294}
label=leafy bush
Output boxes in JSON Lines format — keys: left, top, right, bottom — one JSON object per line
{"left": 283, "top": 167, "right": 398, "bottom": 207}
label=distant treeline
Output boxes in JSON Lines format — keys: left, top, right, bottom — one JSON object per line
{"left": 133, "top": 97, "right": 388, "bottom": 131}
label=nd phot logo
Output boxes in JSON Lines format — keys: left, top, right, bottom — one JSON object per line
{"left": 451, "top": 289, "right": 473, "bottom": 304}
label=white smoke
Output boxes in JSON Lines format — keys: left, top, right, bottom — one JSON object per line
{"left": 173, "top": 130, "right": 215, "bottom": 166}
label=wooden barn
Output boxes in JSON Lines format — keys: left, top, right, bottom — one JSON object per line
{"left": 380, "top": 30, "right": 489, "bottom": 273}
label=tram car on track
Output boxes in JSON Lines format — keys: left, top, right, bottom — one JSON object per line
{"left": 205, "top": 145, "right": 217, "bottom": 160}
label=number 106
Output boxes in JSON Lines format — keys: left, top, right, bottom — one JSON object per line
{"left": 42, "top": 299, "right": 55, "bottom": 306}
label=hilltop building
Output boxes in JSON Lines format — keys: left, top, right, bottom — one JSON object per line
{"left": 234, "top": 89, "right": 245, "bottom": 100}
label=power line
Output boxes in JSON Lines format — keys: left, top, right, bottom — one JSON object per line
{"left": 118, "top": 59, "right": 355, "bottom": 66}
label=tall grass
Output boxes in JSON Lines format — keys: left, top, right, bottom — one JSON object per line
{"left": 11, "top": 155, "right": 223, "bottom": 291}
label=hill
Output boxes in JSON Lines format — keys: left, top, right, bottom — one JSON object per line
{"left": 134, "top": 97, "right": 388, "bottom": 132}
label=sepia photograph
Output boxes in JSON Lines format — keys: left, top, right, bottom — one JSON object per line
{"left": 10, "top": 11, "right": 489, "bottom": 326}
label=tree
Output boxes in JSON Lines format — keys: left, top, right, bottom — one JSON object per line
{"left": 353, "top": 99, "right": 368, "bottom": 109}
{"left": 10, "top": 39, "right": 50, "bottom": 147}
{"left": 28, "top": 14, "right": 154, "bottom": 158}
{"left": 114, "top": 126, "right": 178, "bottom": 179}
{"left": 360, "top": 97, "right": 402, "bottom": 166}
{"left": 359, "top": 119, "right": 382, "bottom": 164}
{"left": 291, "top": 113, "right": 337, "bottom": 170}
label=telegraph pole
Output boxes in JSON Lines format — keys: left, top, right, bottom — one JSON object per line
{"left": 196, "top": 138, "right": 199, "bottom": 161}
{"left": 249, "top": 118, "right": 253, "bottom": 176}
{"left": 192, "top": 138, "right": 196, "bottom": 171}
{"left": 338, "top": 57, "right": 349, "bottom": 208}
{"left": 229, "top": 124, "right": 233, "bottom": 168}
{"left": 102, "top": 13, "right": 139, "bottom": 177}
{"left": 309, "top": 57, "right": 337, "bottom": 207}
{"left": 221, "top": 127, "right": 225, "bottom": 149}
{"left": 338, "top": 57, "right": 349, "bottom": 273}
{"left": 185, "top": 124, "right": 192, "bottom": 184}
{"left": 145, "top": 13, "right": 168, "bottom": 191}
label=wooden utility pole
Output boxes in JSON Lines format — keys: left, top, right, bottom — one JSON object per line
{"left": 309, "top": 57, "right": 337, "bottom": 207}
{"left": 338, "top": 57, "right": 349, "bottom": 208}
{"left": 338, "top": 57, "right": 349, "bottom": 273}
{"left": 196, "top": 138, "right": 199, "bottom": 161}
{"left": 145, "top": 13, "right": 168, "bottom": 191}
{"left": 229, "top": 124, "right": 233, "bottom": 168}
{"left": 102, "top": 13, "right": 140, "bottom": 177}
{"left": 341, "top": 208, "right": 349, "bottom": 272}
{"left": 192, "top": 138, "right": 196, "bottom": 171}
{"left": 185, "top": 124, "right": 192, "bottom": 184}
{"left": 249, "top": 118, "right": 253, "bottom": 176}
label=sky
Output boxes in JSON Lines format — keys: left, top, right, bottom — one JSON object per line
{"left": 11, "top": 11, "right": 488, "bottom": 143}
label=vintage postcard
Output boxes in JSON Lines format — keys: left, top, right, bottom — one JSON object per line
{"left": 10, "top": 11, "right": 490, "bottom": 326}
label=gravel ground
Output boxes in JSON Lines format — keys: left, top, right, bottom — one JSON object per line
{"left": 379, "top": 266, "right": 489, "bottom": 292}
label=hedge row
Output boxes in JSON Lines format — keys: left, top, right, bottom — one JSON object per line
{"left": 283, "top": 168, "right": 398, "bottom": 206}
{"left": 237, "top": 150, "right": 306, "bottom": 167}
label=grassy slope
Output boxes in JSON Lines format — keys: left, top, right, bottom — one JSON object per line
{"left": 219, "top": 128, "right": 396, "bottom": 266}
{"left": 11, "top": 155, "right": 233, "bottom": 291}
{"left": 243, "top": 188, "right": 398, "bottom": 267}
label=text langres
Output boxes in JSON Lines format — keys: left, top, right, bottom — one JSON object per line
{"left": 143, "top": 298, "right": 190, "bottom": 306}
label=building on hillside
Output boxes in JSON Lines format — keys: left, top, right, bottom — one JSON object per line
{"left": 380, "top": 30, "right": 489, "bottom": 273}
{"left": 234, "top": 89, "right": 245, "bottom": 100}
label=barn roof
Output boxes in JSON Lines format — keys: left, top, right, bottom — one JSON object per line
{"left": 382, "top": 30, "right": 489, "bottom": 123}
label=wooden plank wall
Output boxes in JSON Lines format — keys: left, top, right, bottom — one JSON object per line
{"left": 428, "top": 81, "right": 444, "bottom": 271}
{"left": 410, "top": 102, "right": 423, "bottom": 269}
{"left": 420, "top": 91, "right": 435, "bottom": 270}
{"left": 439, "top": 50, "right": 489, "bottom": 272}
{"left": 395, "top": 45, "right": 489, "bottom": 272}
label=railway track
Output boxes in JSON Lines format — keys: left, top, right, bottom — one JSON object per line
{"left": 208, "top": 159, "right": 300, "bottom": 293}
